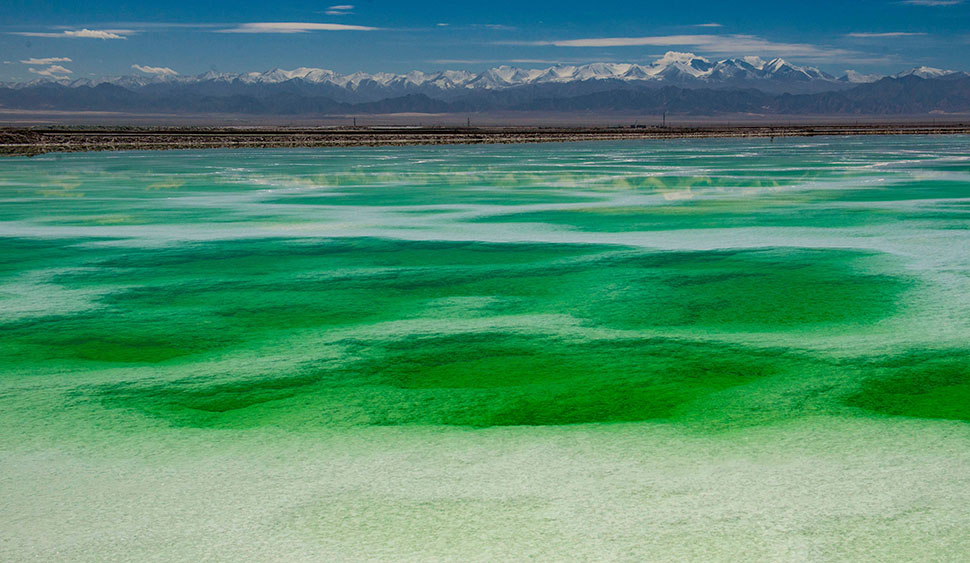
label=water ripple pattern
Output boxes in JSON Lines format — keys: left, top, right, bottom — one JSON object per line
{"left": 2, "top": 136, "right": 970, "bottom": 561}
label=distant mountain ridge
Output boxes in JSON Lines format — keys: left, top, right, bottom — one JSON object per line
{"left": 8, "top": 52, "right": 967, "bottom": 96}
{"left": 2, "top": 52, "right": 969, "bottom": 117}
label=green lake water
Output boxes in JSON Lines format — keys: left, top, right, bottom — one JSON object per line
{"left": 2, "top": 136, "right": 970, "bottom": 560}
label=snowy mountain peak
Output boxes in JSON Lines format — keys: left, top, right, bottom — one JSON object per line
{"left": 764, "top": 58, "right": 789, "bottom": 73}
{"left": 742, "top": 56, "right": 767, "bottom": 69}
{"left": 893, "top": 66, "right": 954, "bottom": 79}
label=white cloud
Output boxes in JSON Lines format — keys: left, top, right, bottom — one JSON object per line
{"left": 695, "top": 23, "right": 723, "bottom": 28}
{"left": 325, "top": 4, "right": 354, "bottom": 15}
{"left": 11, "top": 29, "right": 129, "bottom": 39}
{"left": 132, "top": 64, "right": 178, "bottom": 76}
{"left": 43, "top": 64, "right": 71, "bottom": 74}
{"left": 901, "top": 0, "right": 962, "bottom": 5}
{"left": 28, "top": 65, "right": 72, "bottom": 78}
{"left": 846, "top": 32, "right": 927, "bottom": 37}
{"left": 218, "top": 22, "right": 378, "bottom": 33}
{"left": 20, "top": 57, "right": 73, "bottom": 64}
{"left": 65, "top": 29, "right": 128, "bottom": 39}
{"left": 522, "top": 34, "right": 856, "bottom": 60}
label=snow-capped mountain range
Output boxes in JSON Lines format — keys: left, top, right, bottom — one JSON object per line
{"left": 4, "top": 51, "right": 969, "bottom": 117}
{"left": 8, "top": 52, "right": 967, "bottom": 94}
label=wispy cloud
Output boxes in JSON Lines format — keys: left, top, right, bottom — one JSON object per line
{"left": 325, "top": 4, "right": 354, "bottom": 15}
{"left": 20, "top": 57, "right": 73, "bottom": 65}
{"left": 901, "top": 0, "right": 963, "bottom": 5}
{"left": 695, "top": 23, "right": 723, "bottom": 28}
{"left": 522, "top": 34, "right": 854, "bottom": 60}
{"left": 79, "top": 22, "right": 226, "bottom": 30}
{"left": 218, "top": 22, "right": 378, "bottom": 33}
{"left": 132, "top": 64, "right": 178, "bottom": 76}
{"left": 430, "top": 23, "right": 517, "bottom": 32}
{"left": 846, "top": 32, "right": 927, "bottom": 37}
{"left": 11, "top": 29, "right": 130, "bottom": 39}
{"left": 28, "top": 65, "right": 72, "bottom": 78}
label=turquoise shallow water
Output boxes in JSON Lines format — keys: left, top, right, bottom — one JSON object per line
{"left": 2, "top": 136, "right": 970, "bottom": 560}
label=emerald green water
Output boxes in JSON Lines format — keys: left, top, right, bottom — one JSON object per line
{"left": 3, "top": 137, "right": 970, "bottom": 560}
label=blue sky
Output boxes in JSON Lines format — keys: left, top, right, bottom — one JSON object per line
{"left": 1, "top": 0, "right": 968, "bottom": 81}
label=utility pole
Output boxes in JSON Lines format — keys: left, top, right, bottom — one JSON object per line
{"left": 353, "top": 117, "right": 357, "bottom": 127}
{"left": 662, "top": 112, "right": 666, "bottom": 128}
{"left": 467, "top": 116, "right": 471, "bottom": 128}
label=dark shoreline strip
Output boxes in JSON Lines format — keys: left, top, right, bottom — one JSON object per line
{"left": 3, "top": 124, "right": 970, "bottom": 156}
